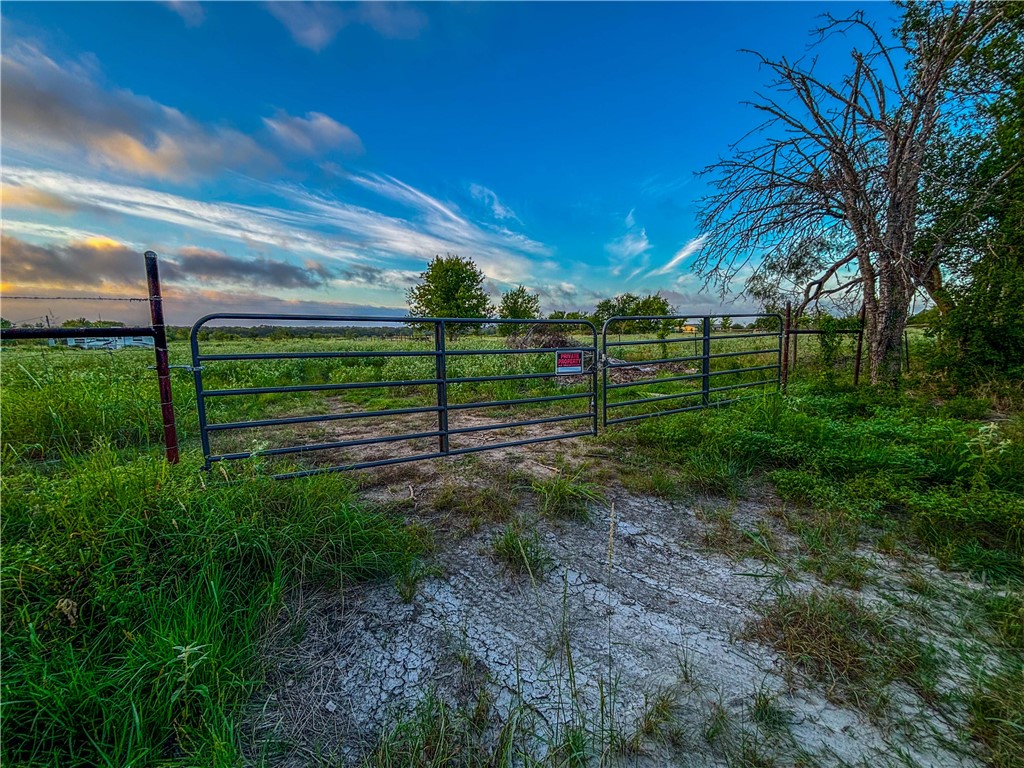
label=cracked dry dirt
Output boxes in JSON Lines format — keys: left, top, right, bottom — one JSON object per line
{"left": 243, "top": 453, "right": 988, "bottom": 768}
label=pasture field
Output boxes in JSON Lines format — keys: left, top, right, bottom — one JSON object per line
{"left": 1, "top": 332, "right": 1022, "bottom": 767}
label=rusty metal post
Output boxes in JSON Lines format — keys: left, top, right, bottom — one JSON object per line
{"left": 145, "top": 251, "right": 179, "bottom": 464}
{"left": 781, "top": 302, "right": 791, "bottom": 392}
{"left": 853, "top": 303, "right": 866, "bottom": 386}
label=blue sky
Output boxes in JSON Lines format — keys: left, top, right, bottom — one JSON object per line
{"left": 1, "top": 1, "right": 898, "bottom": 325}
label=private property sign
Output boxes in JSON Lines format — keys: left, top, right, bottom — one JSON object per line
{"left": 555, "top": 349, "right": 584, "bottom": 375}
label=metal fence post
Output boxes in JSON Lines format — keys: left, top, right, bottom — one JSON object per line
{"left": 434, "top": 320, "right": 449, "bottom": 454}
{"left": 702, "top": 316, "right": 711, "bottom": 407}
{"left": 781, "top": 303, "right": 791, "bottom": 392}
{"left": 144, "top": 251, "right": 179, "bottom": 464}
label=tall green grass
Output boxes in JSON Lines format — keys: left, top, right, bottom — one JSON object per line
{"left": 614, "top": 387, "right": 1024, "bottom": 580}
{"left": 1, "top": 446, "right": 420, "bottom": 767}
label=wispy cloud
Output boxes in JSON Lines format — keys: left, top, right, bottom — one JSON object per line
{"left": 646, "top": 234, "right": 706, "bottom": 278}
{"left": 4, "top": 166, "right": 553, "bottom": 286}
{"left": 606, "top": 209, "right": 652, "bottom": 276}
{"left": 263, "top": 110, "right": 363, "bottom": 155}
{"left": 267, "top": 1, "right": 426, "bottom": 52}
{"left": 163, "top": 1, "right": 205, "bottom": 27}
{"left": 469, "top": 183, "right": 520, "bottom": 223}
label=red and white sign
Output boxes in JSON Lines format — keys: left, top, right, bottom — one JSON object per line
{"left": 555, "top": 349, "right": 584, "bottom": 375}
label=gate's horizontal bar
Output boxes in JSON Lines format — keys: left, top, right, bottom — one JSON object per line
{"left": 605, "top": 394, "right": 760, "bottom": 425}
{"left": 607, "top": 389, "right": 703, "bottom": 410}
{"left": 605, "top": 371, "right": 703, "bottom": 390}
{"left": 200, "top": 349, "right": 437, "bottom": 361}
{"left": 446, "top": 370, "right": 585, "bottom": 385}
{"left": 271, "top": 450, "right": 450, "bottom": 479}
{"left": 705, "top": 330, "right": 781, "bottom": 341}
{"left": 445, "top": 431, "right": 595, "bottom": 458}
{"left": 209, "top": 429, "right": 443, "bottom": 462}
{"left": 707, "top": 379, "right": 777, "bottom": 395}
{"left": 708, "top": 363, "right": 779, "bottom": 377}
{"left": 606, "top": 364, "right": 778, "bottom": 392}
{"left": 708, "top": 348, "right": 778, "bottom": 361}
{"left": 606, "top": 353, "right": 703, "bottom": 367}
{"left": 198, "top": 345, "right": 596, "bottom": 362}
{"left": 604, "top": 336, "right": 701, "bottom": 348}
{"left": 202, "top": 378, "right": 441, "bottom": 397}
{"left": 448, "top": 412, "right": 590, "bottom": 436}
{"left": 205, "top": 404, "right": 443, "bottom": 432}
{"left": 447, "top": 391, "right": 591, "bottom": 411}
{"left": 445, "top": 346, "right": 596, "bottom": 357}
{"left": 604, "top": 331, "right": 778, "bottom": 348}
{"left": 269, "top": 430, "right": 596, "bottom": 480}
{"left": 788, "top": 329, "right": 861, "bottom": 335}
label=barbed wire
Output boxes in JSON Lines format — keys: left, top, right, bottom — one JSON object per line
{"left": 1, "top": 295, "right": 150, "bottom": 302}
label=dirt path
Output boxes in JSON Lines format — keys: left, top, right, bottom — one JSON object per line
{"left": 244, "top": 457, "right": 984, "bottom": 767}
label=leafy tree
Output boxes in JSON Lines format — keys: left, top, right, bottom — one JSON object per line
{"left": 696, "top": 3, "right": 1014, "bottom": 385}
{"left": 497, "top": 285, "right": 541, "bottom": 336}
{"left": 0, "top": 318, "right": 12, "bottom": 329}
{"left": 592, "top": 293, "right": 673, "bottom": 333}
{"left": 406, "top": 254, "right": 494, "bottom": 338}
{"left": 719, "top": 316, "right": 734, "bottom": 333}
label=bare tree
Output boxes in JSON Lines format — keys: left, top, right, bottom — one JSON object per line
{"left": 696, "top": 2, "right": 1010, "bottom": 384}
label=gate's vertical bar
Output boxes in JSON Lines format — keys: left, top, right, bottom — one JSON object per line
{"left": 781, "top": 303, "right": 791, "bottom": 392}
{"left": 189, "top": 325, "right": 212, "bottom": 469}
{"left": 853, "top": 303, "right": 866, "bottom": 386}
{"left": 791, "top": 310, "right": 799, "bottom": 372}
{"left": 601, "top": 320, "right": 609, "bottom": 428}
{"left": 144, "top": 251, "right": 179, "bottom": 464}
{"left": 435, "top": 320, "right": 449, "bottom": 453}
{"left": 590, "top": 323, "right": 599, "bottom": 435}
{"left": 702, "top": 316, "right": 711, "bottom": 407}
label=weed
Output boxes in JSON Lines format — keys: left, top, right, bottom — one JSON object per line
{"left": 967, "top": 661, "right": 1024, "bottom": 768}
{"left": 748, "top": 685, "right": 791, "bottom": 734}
{"left": 531, "top": 468, "right": 606, "bottom": 521}
{"left": 749, "top": 589, "right": 938, "bottom": 714}
{"left": 491, "top": 520, "right": 554, "bottom": 580}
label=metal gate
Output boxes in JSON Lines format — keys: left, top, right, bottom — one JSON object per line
{"left": 601, "top": 314, "right": 783, "bottom": 425}
{"left": 190, "top": 313, "right": 598, "bottom": 479}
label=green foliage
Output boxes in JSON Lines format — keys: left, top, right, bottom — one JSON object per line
{"left": 751, "top": 590, "right": 940, "bottom": 712}
{"left": 933, "top": 251, "right": 1024, "bottom": 382}
{"left": 1, "top": 448, "right": 420, "bottom": 767}
{"left": 968, "top": 661, "right": 1024, "bottom": 768}
{"left": 406, "top": 254, "right": 494, "bottom": 338}
{"left": 492, "top": 520, "right": 554, "bottom": 579}
{"left": 531, "top": 469, "right": 606, "bottom": 521}
{"left": 497, "top": 284, "right": 541, "bottom": 336}
{"left": 622, "top": 388, "right": 1024, "bottom": 581}
{"left": 593, "top": 293, "right": 674, "bottom": 333}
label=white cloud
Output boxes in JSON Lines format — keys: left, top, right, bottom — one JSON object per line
{"left": 267, "top": 1, "right": 426, "bottom": 52}
{"left": 163, "top": 1, "right": 205, "bottom": 27}
{"left": 4, "top": 166, "right": 553, "bottom": 286}
{"left": 606, "top": 208, "right": 653, "bottom": 276}
{"left": 469, "top": 183, "right": 520, "bottom": 222}
{"left": 263, "top": 110, "right": 363, "bottom": 155}
{"left": 647, "top": 234, "right": 707, "bottom": 277}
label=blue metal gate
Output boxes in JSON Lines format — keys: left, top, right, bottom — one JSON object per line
{"left": 601, "top": 314, "right": 783, "bottom": 425}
